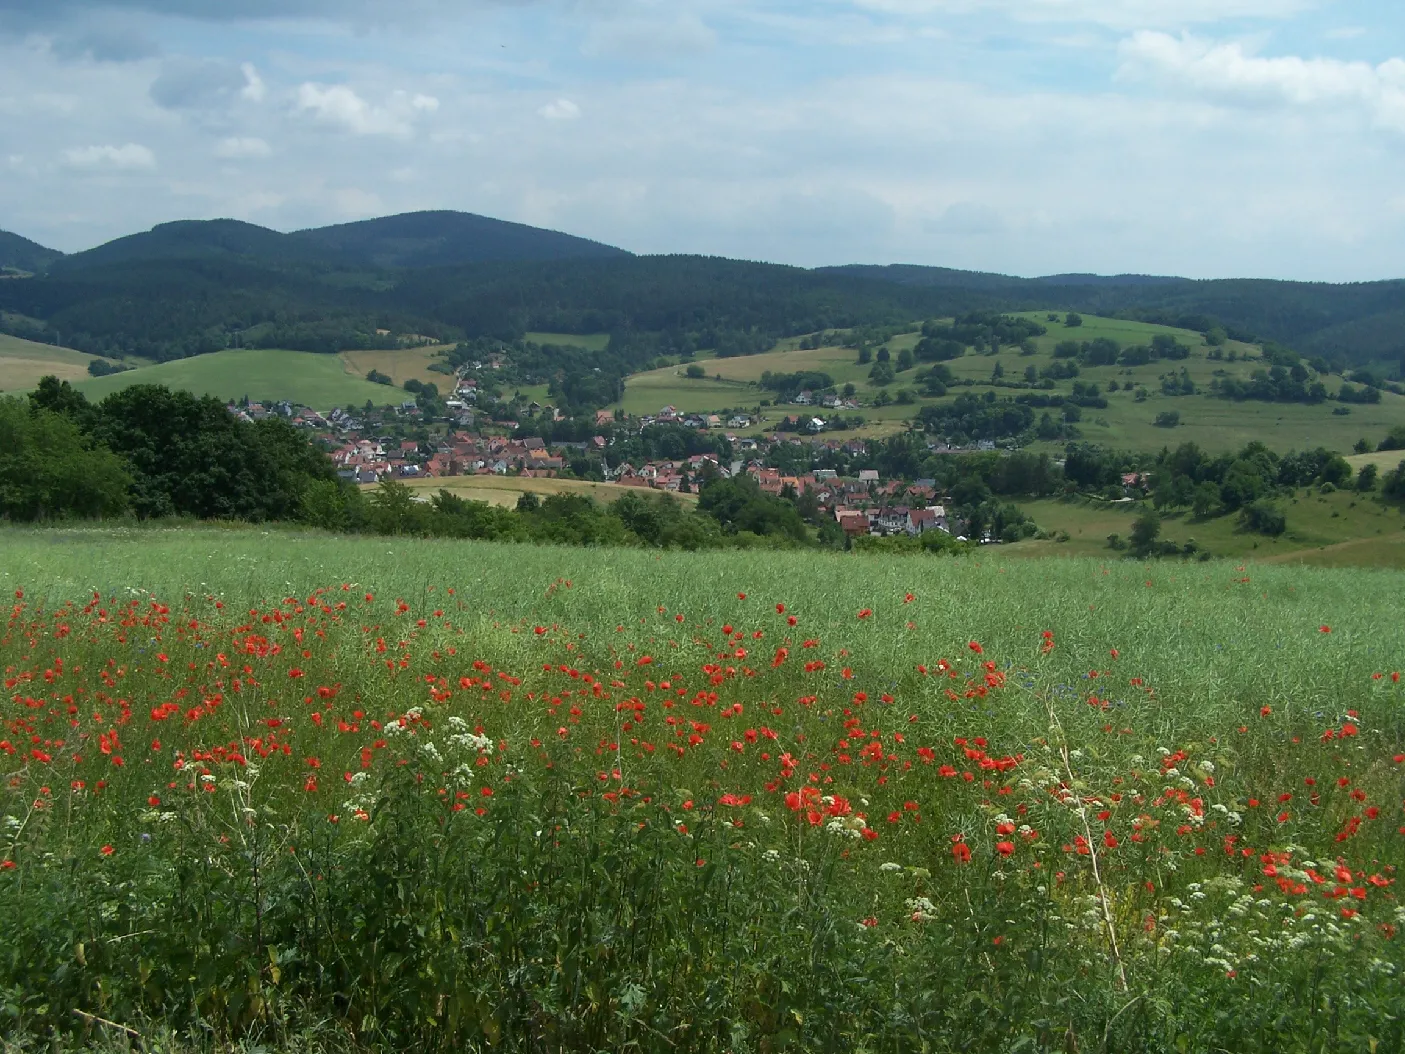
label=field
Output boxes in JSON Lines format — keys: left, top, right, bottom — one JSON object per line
{"left": 384, "top": 474, "right": 699, "bottom": 507}
{"left": 73, "top": 348, "right": 403, "bottom": 409}
{"left": 525, "top": 331, "right": 610, "bottom": 351}
{"left": 0, "top": 333, "right": 110, "bottom": 393}
{"left": 613, "top": 315, "right": 1405, "bottom": 454}
{"left": 339, "top": 344, "right": 457, "bottom": 390}
{"left": 1006, "top": 489, "right": 1405, "bottom": 566}
{"left": 2, "top": 529, "right": 1403, "bottom": 1052}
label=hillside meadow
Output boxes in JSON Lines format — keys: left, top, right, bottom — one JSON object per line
{"left": 388, "top": 474, "right": 699, "bottom": 508}
{"left": 2, "top": 527, "right": 1403, "bottom": 1053}
{"left": 0, "top": 333, "right": 110, "bottom": 393}
{"left": 612, "top": 314, "right": 1405, "bottom": 454}
{"left": 73, "top": 348, "right": 399, "bottom": 408}
{"left": 1006, "top": 488, "right": 1405, "bottom": 567}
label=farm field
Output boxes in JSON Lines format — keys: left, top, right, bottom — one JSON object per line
{"left": 1005, "top": 489, "right": 1405, "bottom": 566}
{"left": 1348, "top": 449, "right": 1405, "bottom": 473}
{"left": 614, "top": 314, "right": 1405, "bottom": 454}
{"left": 73, "top": 348, "right": 402, "bottom": 409}
{"left": 0, "top": 332, "right": 111, "bottom": 392}
{"left": 339, "top": 344, "right": 456, "bottom": 390}
{"left": 2, "top": 529, "right": 1403, "bottom": 1052}
{"left": 383, "top": 473, "right": 699, "bottom": 507}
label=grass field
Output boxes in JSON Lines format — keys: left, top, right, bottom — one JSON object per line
{"left": 0, "top": 333, "right": 111, "bottom": 392}
{"left": 383, "top": 474, "right": 699, "bottom": 507}
{"left": 525, "top": 331, "right": 610, "bottom": 351}
{"left": 614, "top": 315, "right": 1405, "bottom": 454}
{"left": 339, "top": 344, "right": 457, "bottom": 390}
{"left": 2, "top": 530, "right": 1403, "bottom": 1051}
{"left": 1005, "top": 489, "right": 1405, "bottom": 566}
{"left": 73, "top": 348, "right": 403, "bottom": 409}
{"left": 1348, "top": 449, "right": 1405, "bottom": 473}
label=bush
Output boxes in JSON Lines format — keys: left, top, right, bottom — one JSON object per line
{"left": 685, "top": 364, "right": 706, "bottom": 379}
{"left": 1239, "top": 500, "right": 1286, "bottom": 536}
{"left": 1154, "top": 411, "right": 1181, "bottom": 428}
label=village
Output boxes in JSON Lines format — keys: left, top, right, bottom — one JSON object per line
{"left": 226, "top": 394, "right": 963, "bottom": 541}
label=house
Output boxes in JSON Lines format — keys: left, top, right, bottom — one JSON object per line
{"left": 875, "top": 506, "right": 911, "bottom": 535}
{"left": 907, "top": 507, "right": 948, "bottom": 536}
{"left": 794, "top": 391, "right": 813, "bottom": 406}
{"left": 858, "top": 470, "right": 880, "bottom": 484}
{"left": 838, "top": 511, "right": 870, "bottom": 538}
{"left": 596, "top": 410, "right": 616, "bottom": 427}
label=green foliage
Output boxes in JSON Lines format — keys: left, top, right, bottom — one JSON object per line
{"left": 4, "top": 537, "right": 1405, "bottom": 1050}
{"left": 1239, "top": 499, "right": 1287, "bottom": 536}
{"left": 0, "top": 397, "right": 131, "bottom": 520}
{"left": 685, "top": 363, "right": 706, "bottom": 379}
{"left": 1129, "top": 506, "right": 1161, "bottom": 554}
{"left": 1154, "top": 410, "right": 1181, "bottom": 428}
{"left": 366, "top": 368, "right": 393, "bottom": 385}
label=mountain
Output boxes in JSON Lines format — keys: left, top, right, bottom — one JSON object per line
{"left": 287, "top": 211, "right": 630, "bottom": 269}
{"left": 0, "top": 229, "right": 64, "bottom": 275}
{"left": 2, "top": 210, "right": 1403, "bottom": 369}
{"left": 50, "top": 211, "right": 630, "bottom": 276}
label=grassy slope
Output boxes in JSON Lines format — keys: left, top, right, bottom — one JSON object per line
{"left": 525, "top": 332, "right": 610, "bottom": 351}
{"left": 74, "top": 348, "right": 400, "bottom": 409}
{"left": 614, "top": 314, "right": 1405, "bottom": 454}
{"left": 1004, "top": 489, "right": 1405, "bottom": 566}
{"left": 386, "top": 474, "right": 699, "bottom": 508}
{"left": 0, "top": 333, "right": 108, "bottom": 393}
{"left": 339, "top": 344, "right": 457, "bottom": 390}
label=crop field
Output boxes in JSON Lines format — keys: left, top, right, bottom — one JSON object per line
{"left": 385, "top": 474, "right": 699, "bottom": 508}
{"left": 1006, "top": 490, "right": 1405, "bottom": 566}
{"left": 0, "top": 333, "right": 109, "bottom": 392}
{"left": 339, "top": 345, "right": 457, "bottom": 390}
{"left": 2, "top": 529, "right": 1403, "bottom": 1052}
{"left": 74, "top": 348, "right": 402, "bottom": 410}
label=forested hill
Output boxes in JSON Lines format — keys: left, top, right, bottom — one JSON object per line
{"left": 0, "top": 229, "right": 63, "bottom": 275}
{"left": 824, "top": 264, "right": 1405, "bottom": 365}
{"left": 0, "top": 209, "right": 1403, "bottom": 367}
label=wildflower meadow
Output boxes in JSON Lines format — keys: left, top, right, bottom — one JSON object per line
{"left": 2, "top": 528, "right": 1403, "bottom": 1053}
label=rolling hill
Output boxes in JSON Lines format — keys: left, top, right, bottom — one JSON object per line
{"left": 0, "top": 229, "right": 63, "bottom": 275}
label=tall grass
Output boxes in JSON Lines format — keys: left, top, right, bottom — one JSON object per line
{"left": 2, "top": 527, "right": 1402, "bottom": 1052}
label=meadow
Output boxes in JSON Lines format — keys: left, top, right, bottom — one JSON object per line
{"left": 73, "top": 349, "right": 399, "bottom": 409}
{"left": 612, "top": 315, "right": 1405, "bottom": 454}
{"left": 1006, "top": 488, "right": 1405, "bottom": 567}
{"left": 2, "top": 528, "right": 1402, "bottom": 1053}
{"left": 339, "top": 345, "right": 458, "bottom": 391}
{"left": 389, "top": 474, "right": 699, "bottom": 508}
{"left": 0, "top": 333, "right": 110, "bottom": 393}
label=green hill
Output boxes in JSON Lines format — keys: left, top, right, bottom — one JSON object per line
{"left": 0, "top": 229, "right": 63, "bottom": 275}
{"left": 73, "top": 347, "right": 402, "bottom": 409}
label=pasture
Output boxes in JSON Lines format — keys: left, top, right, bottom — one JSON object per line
{"left": 384, "top": 473, "right": 699, "bottom": 508}
{"left": 613, "top": 314, "right": 1405, "bottom": 455}
{"left": 2, "top": 529, "right": 1402, "bottom": 1052}
{"left": 73, "top": 348, "right": 402, "bottom": 409}
{"left": 339, "top": 344, "right": 457, "bottom": 390}
{"left": 0, "top": 333, "right": 111, "bottom": 392}
{"left": 1005, "top": 489, "right": 1405, "bottom": 566}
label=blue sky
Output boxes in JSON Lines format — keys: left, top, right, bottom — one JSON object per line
{"left": 1, "top": 0, "right": 1403, "bottom": 280}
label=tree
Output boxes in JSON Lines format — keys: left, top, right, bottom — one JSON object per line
{"left": 0, "top": 398, "right": 131, "bottom": 521}
{"left": 1356, "top": 463, "right": 1378, "bottom": 492}
{"left": 1129, "top": 507, "right": 1161, "bottom": 555}
{"left": 1191, "top": 481, "right": 1219, "bottom": 520}
{"left": 896, "top": 348, "right": 915, "bottom": 372}
{"left": 685, "top": 364, "right": 706, "bottom": 379}
{"left": 1154, "top": 411, "right": 1181, "bottom": 428}
{"left": 1239, "top": 500, "right": 1286, "bottom": 536}
{"left": 857, "top": 347, "right": 872, "bottom": 365}
{"left": 1065, "top": 313, "right": 1083, "bottom": 328}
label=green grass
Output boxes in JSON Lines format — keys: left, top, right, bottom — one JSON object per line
{"left": 2, "top": 529, "right": 1404, "bottom": 1051}
{"left": 0, "top": 333, "right": 109, "bottom": 392}
{"left": 1005, "top": 489, "right": 1405, "bottom": 565}
{"left": 612, "top": 315, "right": 1405, "bottom": 454}
{"left": 525, "top": 331, "right": 610, "bottom": 351}
{"left": 73, "top": 348, "right": 403, "bottom": 409}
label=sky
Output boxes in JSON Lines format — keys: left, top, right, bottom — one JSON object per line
{"left": 1, "top": 0, "right": 1403, "bottom": 281}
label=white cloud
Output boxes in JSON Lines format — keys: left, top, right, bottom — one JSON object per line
{"left": 1326, "top": 27, "right": 1366, "bottom": 40}
{"left": 240, "top": 62, "right": 266, "bottom": 102}
{"left": 62, "top": 142, "right": 156, "bottom": 169}
{"left": 538, "top": 98, "right": 581, "bottom": 120}
{"left": 214, "top": 136, "right": 271, "bottom": 158}
{"left": 295, "top": 83, "right": 438, "bottom": 135}
{"left": 850, "top": 0, "right": 1317, "bottom": 28}
{"left": 1119, "top": 32, "right": 1405, "bottom": 132}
